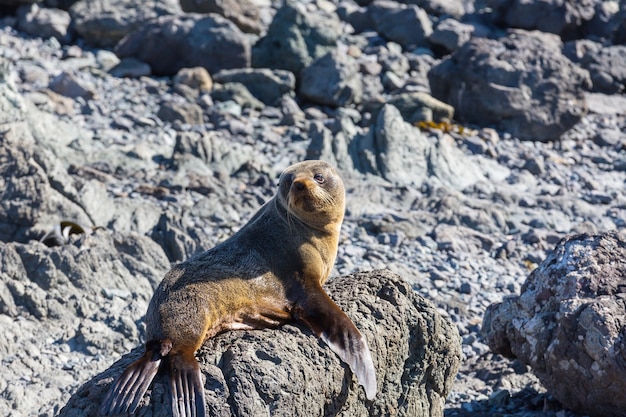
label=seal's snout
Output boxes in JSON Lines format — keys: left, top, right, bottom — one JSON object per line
{"left": 292, "top": 178, "right": 307, "bottom": 192}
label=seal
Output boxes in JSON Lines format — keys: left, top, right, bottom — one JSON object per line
{"left": 99, "top": 160, "right": 377, "bottom": 417}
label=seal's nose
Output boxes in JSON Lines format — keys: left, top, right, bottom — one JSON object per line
{"left": 293, "top": 179, "right": 306, "bottom": 191}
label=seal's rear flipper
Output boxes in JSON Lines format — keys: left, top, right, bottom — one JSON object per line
{"left": 169, "top": 352, "right": 206, "bottom": 417}
{"left": 295, "top": 287, "right": 377, "bottom": 400}
{"left": 99, "top": 348, "right": 161, "bottom": 415}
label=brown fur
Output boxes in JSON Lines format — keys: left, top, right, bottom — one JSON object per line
{"left": 99, "top": 160, "right": 376, "bottom": 417}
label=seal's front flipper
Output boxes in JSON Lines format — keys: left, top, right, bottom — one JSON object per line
{"left": 169, "top": 352, "right": 206, "bottom": 417}
{"left": 295, "top": 286, "right": 377, "bottom": 400}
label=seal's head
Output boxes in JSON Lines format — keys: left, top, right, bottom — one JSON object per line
{"left": 277, "top": 160, "right": 345, "bottom": 232}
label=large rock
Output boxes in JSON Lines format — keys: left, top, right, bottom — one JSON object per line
{"left": 299, "top": 50, "right": 363, "bottom": 107}
{"left": 0, "top": 231, "right": 170, "bottom": 417}
{"left": 179, "top": 0, "right": 263, "bottom": 34}
{"left": 114, "top": 13, "right": 250, "bottom": 76}
{"left": 69, "top": 0, "right": 181, "bottom": 47}
{"left": 212, "top": 68, "right": 295, "bottom": 106}
{"left": 368, "top": 0, "right": 432, "bottom": 50}
{"left": 563, "top": 40, "right": 626, "bottom": 94}
{"left": 313, "top": 104, "right": 486, "bottom": 189}
{"left": 16, "top": 3, "right": 72, "bottom": 43}
{"left": 58, "top": 269, "right": 461, "bottom": 417}
{"left": 483, "top": 231, "right": 626, "bottom": 417}
{"left": 482, "top": 0, "right": 598, "bottom": 39}
{"left": 0, "top": 59, "right": 94, "bottom": 243}
{"left": 252, "top": 1, "right": 340, "bottom": 76}
{"left": 429, "top": 30, "right": 591, "bottom": 142}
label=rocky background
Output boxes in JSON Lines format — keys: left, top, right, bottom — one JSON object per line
{"left": 0, "top": 0, "right": 625, "bottom": 416}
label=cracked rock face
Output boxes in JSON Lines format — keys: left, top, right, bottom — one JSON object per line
{"left": 58, "top": 269, "right": 462, "bottom": 417}
{"left": 482, "top": 231, "right": 626, "bottom": 417}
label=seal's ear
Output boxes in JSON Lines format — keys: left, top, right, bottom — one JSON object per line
{"left": 294, "top": 287, "right": 377, "bottom": 400}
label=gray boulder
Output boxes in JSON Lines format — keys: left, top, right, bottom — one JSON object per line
{"left": 429, "top": 30, "right": 591, "bottom": 141}
{"left": 309, "top": 104, "right": 485, "bottom": 190}
{"left": 0, "top": 60, "right": 95, "bottom": 243}
{"left": 429, "top": 18, "right": 474, "bottom": 53}
{"left": 69, "top": 0, "right": 181, "bottom": 47}
{"left": 563, "top": 40, "right": 626, "bottom": 94}
{"left": 58, "top": 269, "right": 462, "bottom": 417}
{"left": 403, "top": 0, "right": 465, "bottom": 18}
{"left": 252, "top": 1, "right": 340, "bottom": 76}
{"left": 299, "top": 50, "right": 363, "bottom": 107}
{"left": 0, "top": 231, "right": 170, "bottom": 417}
{"left": 114, "top": 13, "right": 250, "bottom": 76}
{"left": 156, "top": 101, "right": 204, "bottom": 125}
{"left": 483, "top": 231, "right": 626, "bottom": 417}
{"left": 369, "top": 0, "right": 432, "bottom": 50}
{"left": 483, "top": 0, "right": 597, "bottom": 39}
{"left": 179, "top": 0, "right": 263, "bottom": 34}
{"left": 16, "top": 3, "right": 72, "bottom": 43}
{"left": 212, "top": 68, "right": 295, "bottom": 106}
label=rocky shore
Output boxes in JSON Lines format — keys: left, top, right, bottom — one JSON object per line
{"left": 0, "top": 0, "right": 625, "bottom": 416}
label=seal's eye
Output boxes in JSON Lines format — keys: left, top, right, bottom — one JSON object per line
{"left": 313, "top": 173, "right": 325, "bottom": 184}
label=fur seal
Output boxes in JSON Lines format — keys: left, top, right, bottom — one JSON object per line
{"left": 99, "top": 160, "right": 377, "bottom": 417}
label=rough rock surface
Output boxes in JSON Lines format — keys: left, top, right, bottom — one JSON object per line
{"left": 179, "top": 0, "right": 262, "bottom": 34}
{"left": 114, "top": 13, "right": 250, "bottom": 76}
{"left": 69, "top": 0, "right": 181, "bottom": 47}
{"left": 483, "top": 231, "right": 626, "bottom": 417}
{"left": 483, "top": 0, "right": 603, "bottom": 39}
{"left": 299, "top": 49, "right": 363, "bottom": 107}
{"left": 429, "top": 30, "right": 591, "bottom": 141}
{"left": 251, "top": 1, "right": 340, "bottom": 75}
{"left": 58, "top": 269, "right": 462, "bottom": 417}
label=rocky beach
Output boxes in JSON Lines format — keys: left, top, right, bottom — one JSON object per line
{"left": 1, "top": 0, "right": 625, "bottom": 416}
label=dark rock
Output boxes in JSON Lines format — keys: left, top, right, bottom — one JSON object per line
{"left": 583, "top": 0, "right": 621, "bottom": 40}
{"left": 108, "top": 57, "right": 151, "bottom": 78}
{"left": 211, "top": 82, "right": 264, "bottom": 110}
{"left": 212, "top": 68, "right": 294, "bottom": 106}
{"left": 115, "top": 13, "right": 250, "bottom": 76}
{"left": 179, "top": 0, "right": 262, "bottom": 34}
{"left": 368, "top": 0, "right": 432, "bottom": 50}
{"left": 337, "top": 2, "right": 373, "bottom": 33}
{"left": 483, "top": 231, "right": 626, "bottom": 417}
{"left": 299, "top": 50, "right": 362, "bottom": 107}
{"left": 156, "top": 101, "right": 204, "bottom": 125}
{"left": 16, "top": 3, "right": 72, "bottom": 43}
{"left": 613, "top": 3, "right": 626, "bottom": 44}
{"left": 429, "top": 18, "right": 474, "bottom": 53}
{"left": 429, "top": 30, "right": 591, "bottom": 141}
{"left": 563, "top": 40, "right": 626, "bottom": 94}
{"left": 404, "top": 0, "right": 465, "bottom": 18}
{"left": 252, "top": 2, "right": 340, "bottom": 75}
{"left": 482, "top": 0, "right": 597, "bottom": 39}
{"left": 69, "top": 0, "right": 181, "bottom": 48}
{"left": 59, "top": 269, "right": 462, "bottom": 417}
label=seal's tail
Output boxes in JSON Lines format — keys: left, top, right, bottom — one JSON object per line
{"left": 98, "top": 345, "right": 162, "bottom": 415}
